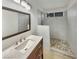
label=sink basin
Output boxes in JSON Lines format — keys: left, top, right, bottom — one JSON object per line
{"left": 15, "top": 39, "right": 35, "bottom": 53}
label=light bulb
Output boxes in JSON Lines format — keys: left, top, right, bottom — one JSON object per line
{"left": 21, "top": 1, "right": 27, "bottom": 7}
{"left": 25, "top": 4, "right": 31, "bottom": 10}
{"left": 14, "top": 0, "right": 20, "bottom": 4}
{"left": 21, "top": 1, "right": 31, "bottom": 10}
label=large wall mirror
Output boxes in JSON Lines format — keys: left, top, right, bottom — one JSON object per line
{"left": 2, "top": 7, "right": 31, "bottom": 40}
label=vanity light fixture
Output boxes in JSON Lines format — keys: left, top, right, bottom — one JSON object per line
{"left": 13, "top": 0, "right": 20, "bottom": 4}
{"left": 21, "top": 0, "right": 31, "bottom": 10}
{"left": 14, "top": 0, "right": 31, "bottom": 10}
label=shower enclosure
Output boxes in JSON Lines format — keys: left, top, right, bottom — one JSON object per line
{"left": 37, "top": 7, "right": 76, "bottom": 59}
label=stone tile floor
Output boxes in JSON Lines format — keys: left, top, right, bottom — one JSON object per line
{"left": 50, "top": 38, "right": 74, "bottom": 57}
{"left": 44, "top": 48, "right": 75, "bottom": 59}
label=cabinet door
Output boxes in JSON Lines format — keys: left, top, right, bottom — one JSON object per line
{"left": 35, "top": 47, "right": 42, "bottom": 59}
{"left": 27, "top": 49, "right": 36, "bottom": 59}
{"left": 27, "top": 40, "right": 43, "bottom": 59}
{"left": 34, "top": 45, "right": 41, "bottom": 59}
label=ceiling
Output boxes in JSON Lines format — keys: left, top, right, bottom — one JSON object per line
{"left": 27, "top": 0, "right": 76, "bottom": 13}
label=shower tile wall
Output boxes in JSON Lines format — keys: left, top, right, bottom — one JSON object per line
{"left": 42, "top": 11, "right": 68, "bottom": 40}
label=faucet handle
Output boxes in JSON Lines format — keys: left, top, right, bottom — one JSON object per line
{"left": 16, "top": 42, "right": 18, "bottom": 45}
{"left": 20, "top": 39, "right": 22, "bottom": 42}
{"left": 23, "top": 37, "right": 26, "bottom": 40}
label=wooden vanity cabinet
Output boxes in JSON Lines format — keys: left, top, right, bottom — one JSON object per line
{"left": 27, "top": 39, "right": 43, "bottom": 59}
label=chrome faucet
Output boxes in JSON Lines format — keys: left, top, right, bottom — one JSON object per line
{"left": 20, "top": 39, "right": 22, "bottom": 42}
{"left": 16, "top": 41, "right": 18, "bottom": 45}
{"left": 23, "top": 37, "right": 26, "bottom": 40}
{"left": 16, "top": 37, "right": 26, "bottom": 45}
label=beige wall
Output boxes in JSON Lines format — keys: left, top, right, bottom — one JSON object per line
{"left": 67, "top": 3, "right": 77, "bottom": 57}
{"left": 42, "top": 11, "right": 68, "bottom": 40}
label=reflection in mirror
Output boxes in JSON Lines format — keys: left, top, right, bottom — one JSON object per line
{"left": 18, "top": 13, "right": 29, "bottom": 32}
{"left": 2, "top": 7, "right": 31, "bottom": 40}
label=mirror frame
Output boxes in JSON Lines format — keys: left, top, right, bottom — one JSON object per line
{"left": 2, "top": 6, "right": 31, "bottom": 40}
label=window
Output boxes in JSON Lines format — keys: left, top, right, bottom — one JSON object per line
{"left": 47, "top": 13, "right": 54, "bottom": 17}
{"left": 55, "top": 12, "right": 63, "bottom": 17}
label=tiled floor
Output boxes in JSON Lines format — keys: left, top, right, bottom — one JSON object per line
{"left": 43, "top": 48, "right": 75, "bottom": 59}
{"left": 50, "top": 38, "right": 74, "bottom": 57}
{"left": 43, "top": 38, "right": 75, "bottom": 59}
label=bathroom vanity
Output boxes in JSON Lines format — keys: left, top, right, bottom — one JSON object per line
{"left": 2, "top": 35, "right": 43, "bottom": 59}
{"left": 27, "top": 37, "right": 43, "bottom": 59}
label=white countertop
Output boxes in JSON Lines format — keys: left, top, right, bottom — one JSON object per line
{"left": 2, "top": 35, "right": 42, "bottom": 59}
